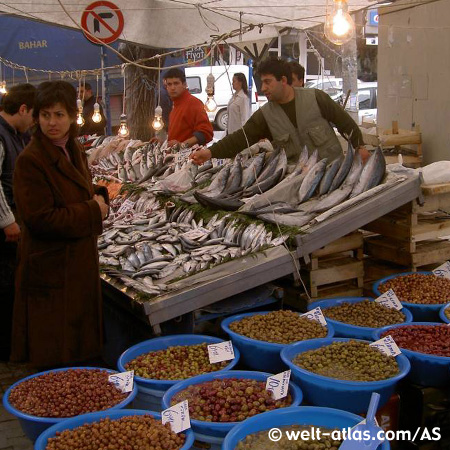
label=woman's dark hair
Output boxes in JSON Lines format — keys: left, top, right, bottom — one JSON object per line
{"left": 33, "top": 81, "right": 78, "bottom": 138}
{"left": 257, "top": 57, "right": 292, "bottom": 85}
{"left": 233, "top": 73, "right": 249, "bottom": 96}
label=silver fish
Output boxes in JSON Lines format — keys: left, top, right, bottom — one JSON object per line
{"left": 298, "top": 158, "right": 328, "bottom": 203}
{"left": 329, "top": 141, "right": 354, "bottom": 191}
{"left": 350, "top": 147, "right": 386, "bottom": 198}
{"left": 319, "top": 157, "right": 342, "bottom": 195}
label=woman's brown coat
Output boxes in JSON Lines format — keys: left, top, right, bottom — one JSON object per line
{"left": 11, "top": 131, "right": 106, "bottom": 367}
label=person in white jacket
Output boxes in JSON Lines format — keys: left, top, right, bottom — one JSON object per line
{"left": 226, "top": 73, "right": 251, "bottom": 134}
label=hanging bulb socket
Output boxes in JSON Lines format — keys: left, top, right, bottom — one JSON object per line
{"left": 152, "top": 105, "right": 164, "bottom": 131}
{"left": 92, "top": 102, "right": 102, "bottom": 123}
{"left": 205, "top": 73, "right": 217, "bottom": 112}
{"left": 118, "top": 114, "right": 130, "bottom": 138}
{"left": 0, "top": 81, "right": 7, "bottom": 95}
{"left": 324, "top": 0, "right": 356, "bottom": 45}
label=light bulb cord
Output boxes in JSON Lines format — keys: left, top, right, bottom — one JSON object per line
{"left": 122, "top": 66, "right": 126, "bottom": 115}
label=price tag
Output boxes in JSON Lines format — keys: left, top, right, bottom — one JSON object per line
{"left": 175, "top": 147, "right": 192, "bottom": 164}
{"left": 375, "top": 289, "right": 403, "bottom": 310}
{"left": 162, "top": 400, "right": 191, "bottom": 434}
{"left": 108, "top": 371, "right": 134, "bottom": 393}
{"left": 433, "top": 261, "right": 450, "bottom": 279}
{"left": 116, "top": 199, "right": 135, "bottom": 215}
{"left": 181, "top": 227, "right": 210, "bottom": 240}
{"left": 207, "top": 341, "right": 235, "bottom": 364}
{"left": 370, "top": 335, "right": 401, "bottom": 357}
{"left": 266, "top": 370, "right": 291, "bottom": 400}
{"left": 300, "top": 307, "right": 327, "bottom": 327}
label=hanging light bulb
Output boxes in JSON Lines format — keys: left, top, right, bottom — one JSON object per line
{"left": 324, "top": 0, "right": 355, "bottom": 45}
{"left": 152, "top": 105, "right": 164, "bottom": 131}
{"left": 205, "top": 95, "right": 217, "bottom": 113}
{"left": 92, "top": 102, "right": 102, "bottom": 123}
{"left": 204, "top": 72, "right": 217, "bottom": 112}
{"left": 118, "top": 114, "right": 129, "bottom": 138}
{"left": 0, "top": 81, "right": 7, "bottom": 95}
{"left": 76, "top": 99, "right": 85, "bottom": 126}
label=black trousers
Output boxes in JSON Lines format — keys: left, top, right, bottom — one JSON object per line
{"left": 0, "top": 229, "right": 17, "bottom": 361}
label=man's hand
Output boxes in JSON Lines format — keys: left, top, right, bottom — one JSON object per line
{"left": 167, "top": 140, "right": 181, "bottom": 147}
{"left": 357, "top": 145, "right": 370, "bottom": 164}
{"left": 93, "top": 194, "right": 109, "bottom": 220}
{"left": 4, "top": 222, "right": 20, "bottom": 242}
{"left": 190, "top": 148, "right": 212, "bottom": 165}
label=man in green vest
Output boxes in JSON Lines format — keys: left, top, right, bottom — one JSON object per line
{"left": 190, "top": 57, "right": 368, "bottom": 166}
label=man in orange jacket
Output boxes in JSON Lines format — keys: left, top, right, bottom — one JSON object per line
{"left": 163, "top": 68, "right": 213, "bottom": 148}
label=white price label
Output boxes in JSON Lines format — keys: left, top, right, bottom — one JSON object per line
{"left": 162, "top": 400, "right": 191, "bottom": 434}
{"left": 181, "top": 227, "right": 210, "bottom": 240}
{"left": 266, "top": 370, "right": 291, "bottom": 400}
{"left": 212, "top": 158, "right": 226, "bottom": 167}
{"left": 116, "top": 199, "right": 136, "bottom": 215}
{"left": 207, "top": 341, "right": 235, "bottom": 364}
{"left": 301, "top": 307, "right": 327, "bottom": 327}
{"left": 108, "top": 371, "right": 134, "bottom": 393}
{"left": 175, "top": 147, "right": 191, "bottom": 164}
{"left": 433, "top": 261, "right": 450, "bottom": 279}
{"left": 375, "top": 289, "right": 403, "bottom": 310}
{"left": 370, "top": 335, "right": 401, "bottom": 357}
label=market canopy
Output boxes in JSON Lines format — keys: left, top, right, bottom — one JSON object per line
{"left": 0, "top": 0, "right": 379, "bottom": 49}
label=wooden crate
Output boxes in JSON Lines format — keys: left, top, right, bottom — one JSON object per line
{"left": 363, "top": 184, "right": 450, "bottom": 252}
{"left": 365, "top": 236, "right": 450, "bottom": 271}
{"left": 300, "top": 232, "right": 364, "bottom": 300}
{"left": 361, "top": 121, "right": 422, "bottom": 168}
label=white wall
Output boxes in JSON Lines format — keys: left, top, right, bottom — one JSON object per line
{"left": 378, "top": 0, "right": 450, "bottom": 163}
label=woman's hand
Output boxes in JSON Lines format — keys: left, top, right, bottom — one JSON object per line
{"left": 93, "top": 194, "right": 109, "bottom": 220}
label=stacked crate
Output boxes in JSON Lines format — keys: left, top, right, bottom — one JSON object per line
{"left": 360, "top": 120, "right": 422, "bottom": 168}
{"left": 300, "top": 231, "right": 365, "bottom": 301}
{"left": 363, "top": 184, "right": 450, "bottom": 276}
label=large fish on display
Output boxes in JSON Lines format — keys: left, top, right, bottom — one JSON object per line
{"left": 350, "top": 147, "right": 386, "bottom": 198}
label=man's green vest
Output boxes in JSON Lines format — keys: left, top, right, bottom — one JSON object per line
{"left": 261, "top": 87, "right": 342, "bottom": 163}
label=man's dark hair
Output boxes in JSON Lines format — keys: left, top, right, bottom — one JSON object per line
{"left": 163, "top": 68, "right": 186, "bottom": 83}
{"left": 84, "top": 82, "right": 92, "bottom": 91}
{"left": 257, "top": 57, "right": 292, "bottom": 85}
{"left": 1, "top": 83, "right": 36, "bottom": 115}
{"left": 288, "top": 61, "right": 305, "bottom": 83}
{"left": 33, "top": 81, "right": 78, "bottom": 138}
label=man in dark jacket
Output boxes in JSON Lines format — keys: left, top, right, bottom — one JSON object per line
{"left": 78, "top": 82, "right": 106, "bottom": 136}
{"left": 0, "top": 83, "right": 36, "bottom": 360}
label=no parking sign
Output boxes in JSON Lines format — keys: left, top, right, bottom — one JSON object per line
{"left": 81, "top": 1, "right": 124, "bottom": 44}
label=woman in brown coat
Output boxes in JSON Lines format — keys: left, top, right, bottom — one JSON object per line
{"left": 11, "top": 81, "right": 109, "bottom": 367}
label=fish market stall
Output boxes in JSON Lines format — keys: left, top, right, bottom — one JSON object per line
{"left": 88, "top": 137, "right": 422, "bottom": 335}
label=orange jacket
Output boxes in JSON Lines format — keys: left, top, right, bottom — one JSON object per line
{"left": 168, "top": 90, "right": 213, "bottom": 145}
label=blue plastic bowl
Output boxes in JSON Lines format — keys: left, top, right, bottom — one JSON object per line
{"left": 34, "top": 409, "right": 194, "bottom": 450}
{"left": 439, "top": 303, "right": 450, "bottom": 324}
{"left": 2, "top": 366, "right": 138, "bottom": 442}
{"left": 373, "top": 272, "right": 447, "bottom": 321}
{"left": 280, "top": 338, "right": 410, "bottom": 414}
{"left": 222, "top": 406, "right": 390, "bottom": 450}
{"left": 162, "top": 370, "right": 302, "bottom": 443}
{"left": 221, "top": 312, "right": 334, "bottom": 373}
{"left": 308, "top": 297, "right": 413, "bottom": 340}
{"left": 373, "top": 322, "right": 450, "bottom": 387}
{"left": 118, "top": 335, "right": 240, "bottom": 412}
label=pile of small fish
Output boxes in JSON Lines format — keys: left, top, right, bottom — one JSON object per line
{"left": 89, "top": 138, "right": 222, "bottom": 190}
{"left": 98, "top": 194, "right": 288, "bottom": 297}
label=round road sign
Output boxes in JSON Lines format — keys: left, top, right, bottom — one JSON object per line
{"left": 81, "top": 1, "right": 124, "bottom": 45}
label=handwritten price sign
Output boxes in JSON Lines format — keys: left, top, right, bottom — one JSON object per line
{"left": 370, "top": 335, "right": 401, "bottom": 357}
{"left": 300, "top": 307, "right": 327, "bottom": 327}
{"left": 207, "top": 341, "right": 235, "bottom": 364}
{"left": 108, "top": 371, "right": 134, "bottom": 393}
{"left": 433, "top": 261, "right": 450, "bottom": 279}
{"left": 375, "top": 289, "right": 403, "bottom": 310}
{"left": 162, "top": 400, "right": 190, "bottom": 433}
{"left": 266, "top": 370, "right": 291, "bottom": 400}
